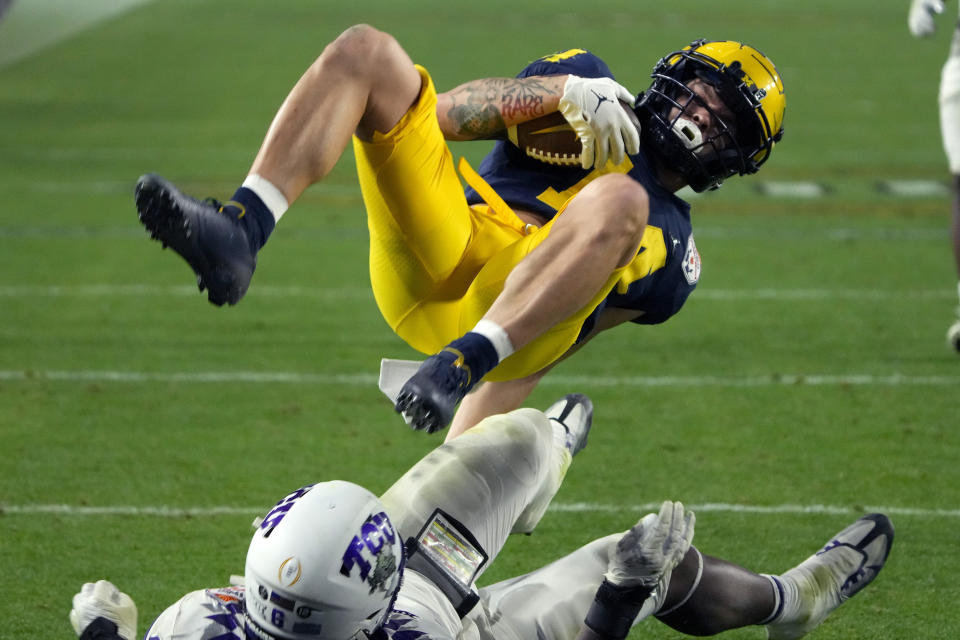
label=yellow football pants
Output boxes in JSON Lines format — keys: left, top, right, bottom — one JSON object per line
{"left": 353, "top": 66, "right": 625, "bottom": 380}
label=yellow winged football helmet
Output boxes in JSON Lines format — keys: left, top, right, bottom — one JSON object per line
{"left": 637, "top": 39, "right": 786, "bottom": 192}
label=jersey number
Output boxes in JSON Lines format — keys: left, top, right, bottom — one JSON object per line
{"left": 535, "top": 157, "right": 668, "bottom": 284}
{"left": 535, "top": 156, "right": 634, "bottom": 211}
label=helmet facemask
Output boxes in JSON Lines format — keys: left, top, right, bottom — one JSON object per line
{"left": 637, "top": 40, "right": 784, "bottom": 192}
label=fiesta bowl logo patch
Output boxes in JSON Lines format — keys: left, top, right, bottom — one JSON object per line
{"left": 339, "top": 511, "right": 399, "bottom": 595}
{"left": 209, "top": 586, "right": 244, "bottom": 604}
{"left": 279, "top": 556, "right": 303, "bottom": 587}
{"left": 683, "top": 236, "right": 701, "bottom": 285}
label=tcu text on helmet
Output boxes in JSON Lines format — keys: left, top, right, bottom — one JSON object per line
{"left": 340, "top": 512, "right": 397, "bottom": 583}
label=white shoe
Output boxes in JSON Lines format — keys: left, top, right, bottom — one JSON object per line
{"left": 544, "top": 393, "right": 593, "bottom": 455}
{"left": 766, "top": 514, "right": 894, "bottom": 640}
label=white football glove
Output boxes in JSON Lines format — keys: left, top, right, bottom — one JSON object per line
{"left": 70, "top": 580, "right": 137, "bottom": 640}
{"left": 558, "top": 75, "right": 641, "bottom": 170}
{"left": 605, "top": 500, "right": 695, "bottom": 588}
{"left": 909, "top": 0, "right": 945, "bottom": 37}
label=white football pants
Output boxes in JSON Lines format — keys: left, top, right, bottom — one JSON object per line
{"left": 380, "top": 407, "right": 666, "bottom": 640}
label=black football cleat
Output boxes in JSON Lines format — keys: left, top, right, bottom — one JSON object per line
{"left": 394, "top": 349, "right": 474, "bottom": 434}
{"left": 135, "top": 173, "right": 255, "bottom": 306}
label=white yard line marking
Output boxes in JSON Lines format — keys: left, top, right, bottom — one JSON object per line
{"left": 757, "top": 181, "right": 827, "bottom": 198}
{"left": 552, "top": 503, "right": 960, "bottom": 517}
{"left": 0, "top": 285, "right": 954, "bottom": 301}
{"left": 0, "top": 225, "right": 947, "bottom": 241}
{"left": 1, "top": 370, "right": 957, "bottom": 387}
{"left": 696, "top": 288, "right": 952, "bottom": 301}
{"left": 0, "top": 284, "right": 373, "bottom": 300}
{"left": 2, "top": 502, "right": 956, "bottom": 518}
{"left": 0, "top": 370, "right": 377, "bottom": 385}
{"left": 0, "top": 171, "right": 949, "bottom": 200}
{"left": 879, "top": 180, "right": 950, "bottom": 197}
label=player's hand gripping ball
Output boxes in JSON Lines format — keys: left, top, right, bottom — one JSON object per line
{"left": 508, "top": 75, "right": 641, "bottom": 169}
{"left": 507, "top": 101, "right": 640, "bottom": 168}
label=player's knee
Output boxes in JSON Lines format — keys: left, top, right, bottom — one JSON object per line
{"left": 324, "top": 25, "right": 376, "bottom": 66}
{"left": 478, "top": 408, "right": 553, "bottom": 469}
{"left": 577, "top": 174, "right": 649, "bottom": 256}
{"left": 589, "top": 174, "right": 648, "bottom": 228}
{"left": 323, "top": 25, "right": 403, "bottom": 79}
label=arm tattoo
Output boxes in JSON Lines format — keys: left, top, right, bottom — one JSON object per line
{"left": 444, "top": 77, "right": 560, "bottom": 139}
{"left": 446, "top": 102, "right": 505, "bottom": 139}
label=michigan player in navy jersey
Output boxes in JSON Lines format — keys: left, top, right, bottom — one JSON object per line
{"left": 465, "top": 50, "right": 698, "bottom": 330}
{"left": 69, "top": 396, "right": 892, "bottom": 640}
{"left": 134, "top": 25, "right": 785, "bottom": 435}
{"left": 450, "top": 48, "right": 706, "bottom": 436}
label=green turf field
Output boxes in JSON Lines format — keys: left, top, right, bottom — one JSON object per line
{"left": 1, "top": 0, "right": 958, "bottom": 638}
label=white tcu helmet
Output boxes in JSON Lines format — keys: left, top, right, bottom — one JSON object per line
{"left": 244, "top": 481, "right": 404, "bottom": 639}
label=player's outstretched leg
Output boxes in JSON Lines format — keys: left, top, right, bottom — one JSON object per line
{"left": 510, "top": 394, "right": 593, "bottom": 535}
{"left": 135, "top": 174, "right": 257, "bottom": 306}
{"left": 765, "top": 513, "right": 894, "bottom": 640}
{"left": 544, "top": 392, "right": 593, "bottom": 456}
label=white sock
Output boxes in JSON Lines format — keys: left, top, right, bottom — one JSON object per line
{"left": 471, "top": 319, "right": 515, "bottom": 362}
{"left": 242, "top": 174, "right": 289, "bottom": 223}
{"left": 763, "top": 568, "right": 813, "bottom": 628}
{"left": 758, "top": 574, "right": 786, "bottom": 625}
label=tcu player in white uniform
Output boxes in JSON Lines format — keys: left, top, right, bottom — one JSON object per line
{"left": 70, "top": 395, "right": 893, "bottom": 640}
{"left": 910, "top": 0, "right": 960, "bottom": 349}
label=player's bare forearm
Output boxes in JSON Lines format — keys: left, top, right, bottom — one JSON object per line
{"left": 436, "top": 75, "right": 568, "bottom": 141}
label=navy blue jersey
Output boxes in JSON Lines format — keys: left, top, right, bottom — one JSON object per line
{"left": 464, "top": 50, "right": 699, "bottom": 337}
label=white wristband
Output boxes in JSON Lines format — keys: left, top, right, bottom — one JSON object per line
{"left": 472, "top": 320, "right": 515, "bottom": 362}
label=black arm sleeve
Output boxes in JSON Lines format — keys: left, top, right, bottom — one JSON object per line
{"left": 79, "top": 617, "right": 126, "bottom": 640}
{"left": 582, "top": 579, "right": 654, "bottom": 640}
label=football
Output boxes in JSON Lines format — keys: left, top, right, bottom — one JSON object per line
{"left": 506, "top": 100, "right": 640, "bottom": 166}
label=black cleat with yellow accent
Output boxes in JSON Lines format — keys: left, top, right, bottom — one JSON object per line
{"left": 135, "top": 173, "right": 255, "bottom": 306}
{"left": 395, "top": 349, "right": 474, "bottom": 434}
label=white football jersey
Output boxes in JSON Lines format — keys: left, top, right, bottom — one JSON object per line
{"left": 144, "top": 587, "right": 245, "bottom": 639}
{"left": 144, "top": 409, "right": 604, "bottom": 640}
{"left": 143, "top": 579, "right": 465, "bottom": 640}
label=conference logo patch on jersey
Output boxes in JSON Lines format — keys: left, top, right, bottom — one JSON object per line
{"left": 339, "top": 511, "right": 399, "bottom": 594}
{"left": 682, "top": 235, "right": 701, "bottom": 285}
